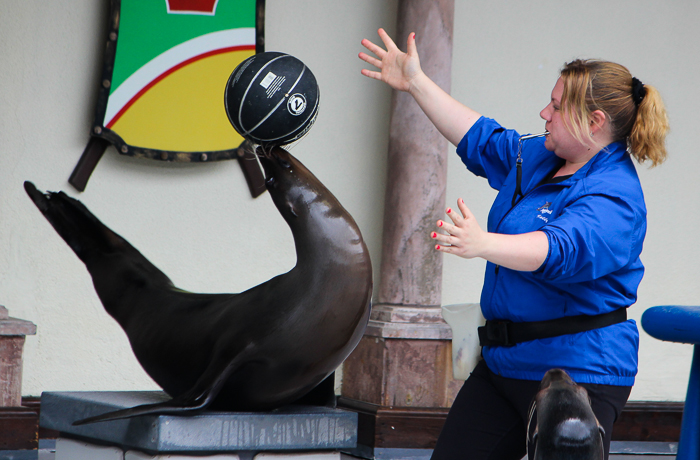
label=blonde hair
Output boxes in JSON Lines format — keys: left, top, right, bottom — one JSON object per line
{"left": 560, "top": 59, "right": 669, "bottom": 166}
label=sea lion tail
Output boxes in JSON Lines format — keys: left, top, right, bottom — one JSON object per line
{"left": 24, "top": 181, "right": 128, "bottom": 264}
{"left": 72, "top": 400, "right": 204, "bottom": 426}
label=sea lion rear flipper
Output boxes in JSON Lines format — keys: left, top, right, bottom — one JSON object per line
{"left": 72, "top": 399, "right": 201, "bottom": 426}
{"left": 73, "top": 375, "right": 228, "bottom": 426}
{"left": 73, "top": 348, "right": 252, "bottom": 425}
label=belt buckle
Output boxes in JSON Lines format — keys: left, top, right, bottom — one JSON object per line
{"left": 486, "top": 320, "right": 513, "bottom": 347}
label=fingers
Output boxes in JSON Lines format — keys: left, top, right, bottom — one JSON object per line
{"left": 432, "top": 210, "right": 459, "bottom": 248}
{"left": 360, "top": 38, "right": 386, "bottom": 59}
{"left": 445, "top": 205, "right": 463, "bottom": 227}
{"left": 360, "top": 28, "right": 397, "bottom": 60}
{"left": 377, "top": 28, "right": 398, "bottom": 52}
{"left": 358, "top": 51, "right": 382, "bottom": 69}
{"left": 406, "top": 32, "right": 417, "bottom": 57}
{"left": 358, "top": 48, "right": 383, "bottom": 80}
{"left": 362, "top": 28, "right": 413, "bottom": 58}
{"left": 443, "top": 199, "right": 473, "bottom": 227}
{"left": 434, "top": 243, "right": 458, "bottom": 254}
{"left": 361, "top": 68, "right": 383, "bottom": 81}
{"left": 431, "top": 199, "right": 475, "bottom": 254}
{"left": 434, "top": 204, "right": 462, "bottom": 238}
{"left": 359, "top": 28, "right": 417, "bottom": 93}
{"left": 433, "top": 230, "right": 461, "bottom": 255}
{"left": 359, "top": 31, "right": 390, "bottom": 79}
{"left": 456, "top": 198, "right": 474, "bottom": 220}
{"left": 431, "top": 230, "right": 455, "bottom": 247}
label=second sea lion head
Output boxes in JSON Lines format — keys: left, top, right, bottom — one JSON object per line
{"left": 530, "top": 369, "right": 605, "bottom": 460}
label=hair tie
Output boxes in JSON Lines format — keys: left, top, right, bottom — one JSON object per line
{"left": 631, "top": 77, "right": 646, "bottom": 106}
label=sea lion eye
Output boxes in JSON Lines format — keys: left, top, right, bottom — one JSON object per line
{"left": 265, "top": 177, "right": 276, "bottom": 187}
{"left": 278, "top": 159, "right": 291, "bottom": 169}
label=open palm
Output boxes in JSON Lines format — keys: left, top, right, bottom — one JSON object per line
{"left": 359, "top": 28, "right": 422, "bottom": 93}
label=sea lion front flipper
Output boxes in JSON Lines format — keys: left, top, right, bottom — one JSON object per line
{"left": 73, "top": 346, "right": 254, "bottom": 425}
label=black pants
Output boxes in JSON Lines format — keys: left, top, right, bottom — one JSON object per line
{"left": 430, "top": 359, "right": 631, "bottom": 460}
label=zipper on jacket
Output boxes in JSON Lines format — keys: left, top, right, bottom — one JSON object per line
{"left": 488, "top": 133, "right": 555, "bottom": 315}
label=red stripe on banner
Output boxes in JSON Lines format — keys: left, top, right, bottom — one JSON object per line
{"left": 106, "top": 44, "right": 255, "bottom": 129}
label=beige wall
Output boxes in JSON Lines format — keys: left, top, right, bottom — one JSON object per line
{"left": 1, "top": 1, "right": 697, "bottom": 402}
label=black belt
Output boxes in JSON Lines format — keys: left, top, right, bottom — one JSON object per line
{"left": 478, "top": 308, "right": 627, "bottom": 347}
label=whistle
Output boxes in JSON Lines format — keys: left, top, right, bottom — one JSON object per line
{"left": 519, "top": 131, "right": 550, "bottom": 141}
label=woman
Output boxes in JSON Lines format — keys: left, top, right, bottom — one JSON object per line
{"left": 359, "top": 29, "right": 669, "bottom": 460}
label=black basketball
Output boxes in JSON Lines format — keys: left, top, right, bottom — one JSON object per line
{"left": 224, "top": 52, "right": 320, "bottom": 146}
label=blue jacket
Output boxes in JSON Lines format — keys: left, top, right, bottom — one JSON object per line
{"left": 456, "top": 117, "right": 643, "bottom": 386}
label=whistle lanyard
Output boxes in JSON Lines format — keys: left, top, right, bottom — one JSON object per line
{"left": 511, "top": 132, "right": 549, "bottom": 207}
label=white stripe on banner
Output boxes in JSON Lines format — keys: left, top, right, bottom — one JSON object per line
{"left": 104, "top": 27, "right": 255, "bottom": 126}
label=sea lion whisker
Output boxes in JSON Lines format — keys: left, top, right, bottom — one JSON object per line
{"left": 254, "top": 144, "right": 276, "bottom": 159}
{"left": 527, "top": 398, "right": 537, "bottom": 445}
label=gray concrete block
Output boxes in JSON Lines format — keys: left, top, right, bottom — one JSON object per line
{"left": 40, "top": 392, "right": 357, "bottom": 454}
{"left": 125, "top": 449, "right": 241, "bottom": 459}
{"left": 254, "top": 453, "right": 353, "bottom": 460}
{"left": 55, "top": 438, "right": 123, "bottom": 460}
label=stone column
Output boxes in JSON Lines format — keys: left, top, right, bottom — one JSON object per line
{"left": 341, "top": 0, "right": 459, "bottom": 451}
{"left": 0, "top": 305, "right": 37, "bottom": 407}
{"left": 378, "top": 1, "right": 453, "bottom": 312}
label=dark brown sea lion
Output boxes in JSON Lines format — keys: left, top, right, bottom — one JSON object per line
{"left": 24, "top": 146, "right": 372, "bottom": 424}
{"left": 529, "top": 369, "right": 605, "bottom": 460}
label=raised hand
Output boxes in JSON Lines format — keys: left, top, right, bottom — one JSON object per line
{"left": 432, "top": 198, "right": 487, "bottom": 260}
{"left": 359, "top": 28, "right": 423, "bottom": 93}
{"left": 432, "top": 198, "right": 549, "bottom": 271}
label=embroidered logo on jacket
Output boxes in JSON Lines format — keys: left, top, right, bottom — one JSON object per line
{"left": 537, "top": 202, "right": 553, "bottom": 223}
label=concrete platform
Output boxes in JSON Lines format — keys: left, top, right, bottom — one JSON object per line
{"left": 39, "top": 392, "right": 358, "bottom": 455}
{"left": 48, "top": 438, "right": 357, "bottom": 460}
{"left": 0, "top": 441, "right": 678, "bottom": 460}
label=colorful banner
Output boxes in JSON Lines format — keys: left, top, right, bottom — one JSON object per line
{"left": 105, "top": 0, "right": 257, "bottom": 153}
{"left": 70, "top": 0, "right": 265, "bottom": 192}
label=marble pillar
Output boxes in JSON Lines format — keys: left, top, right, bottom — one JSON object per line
{"left": 342, "top": 0, "right": 460, "bottom": 425}
{"left": 0, "top": 305, "right": 37, "bottom": 407}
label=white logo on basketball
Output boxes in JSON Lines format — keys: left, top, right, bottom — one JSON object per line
{"left": 287, "top": 94, "right": 307, "bottom": 116}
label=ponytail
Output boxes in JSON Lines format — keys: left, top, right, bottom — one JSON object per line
{"left": 629, "top": 84, "right": 669, "bottom": 166}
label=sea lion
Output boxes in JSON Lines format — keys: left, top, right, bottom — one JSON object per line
{"left": 529, "top": 369, "right": 605, "bottom": 460}
{"left": 24, "top": 146, "right": 372, "bottom": 425}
